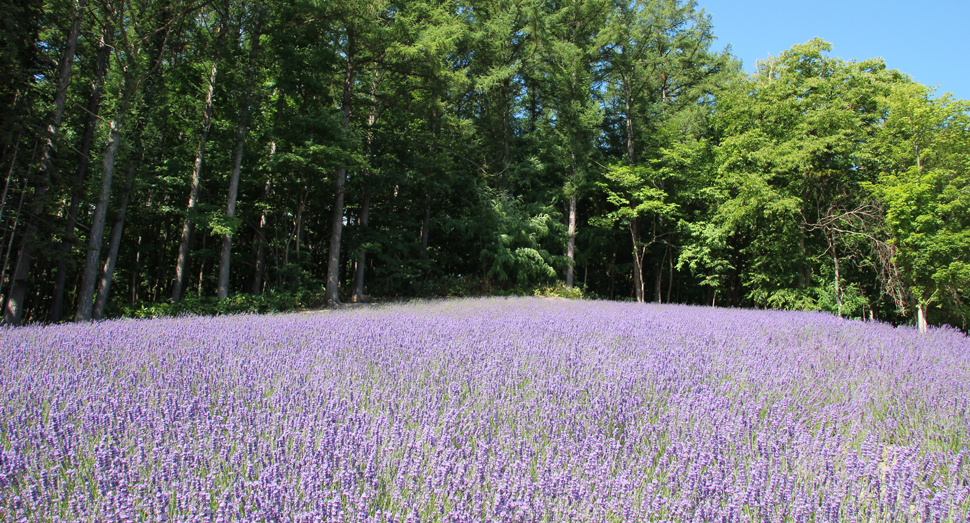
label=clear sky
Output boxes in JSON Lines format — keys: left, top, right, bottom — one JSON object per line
{"left": 698, "top": 0, "right": 970, "bottom": 101}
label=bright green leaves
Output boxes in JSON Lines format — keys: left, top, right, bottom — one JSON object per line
{"left": 700, "top": 39, "right": 902, "bottom": 313}
{"left": 596, "top": 163, "right": 678, "bottom": 225}
{"left": 480, "top": 195, "right": 565, "bottom": 285}
{"left": 870, "top": 84, "right": 970, "bottom": 325}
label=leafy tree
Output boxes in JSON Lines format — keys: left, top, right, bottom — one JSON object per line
{"left": 597, "top": 0, "right": 732, "bottom": 302}
{"left": 870, "top": 83, "right": 970, "bottom": 331}
{"left": 703, "top": 39, "right": 905, "bottom": 313}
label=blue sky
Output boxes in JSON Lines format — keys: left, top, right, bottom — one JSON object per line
{"left": 698, "top": 0, "right": 970, "bottom": 101}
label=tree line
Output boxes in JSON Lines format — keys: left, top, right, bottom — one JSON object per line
{"left": 1, "top": 0, "right": 968, "bottom": 331}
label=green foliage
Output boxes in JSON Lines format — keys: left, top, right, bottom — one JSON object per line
{"left": 6, "top": 2, "right": 970, "bottom": 332}
{"left": 532, "top": 282, "right": 586, "bottom": 299}
{"left": 868, "top": 83, "right": 970, "bottom": 327}
{"left": 596, "top": 162, "right": 679, "bottom": 225}
{"left": 703, "top": 38, "right": 907, "bottom": 310}
{"left": 114, "top": 287, "right": 326, "bottom": 319}
{"left": 479, "top": 195, "right": 566, "bottom": 286}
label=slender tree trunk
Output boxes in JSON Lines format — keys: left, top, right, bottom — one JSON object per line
{"left": 501, "top": 79, "right": 511, "bottom": 192}
{"left": 217, "top": 22, "right": 261, "bottom": 299}
{"left": 197, "top": 233, "right": 207, "bottom": 296}
{"left": 3, "top": 2, "right": 82, "bottom": 325}
{"left": 252, "top": 92, "right": 283, "bottom": 295}
{"left": 49, "top": 31, "right": 110, "bottom": 322}
{"left": 566, "top": 193, "right": 577, "bottom": 288}
{"left": 92, "top": 162, "right": 136, "bottom": 320}
{"left": 352, "top": 187, "right": 370, "bottom": 302}
{"left": 292, "top": 189, "right": 305, "bottom": 287}
{"left": 421, "top": 193, "right": 431, "bottom": 254}
{"left": 917, "top": 303, "right": 928, "bottom": 333}
{"left": 624, "top": 76, "right": 642, "bottom": 302}
{"left": 624, "top": 79, "right": 634, "bottom": 164}
{"left": 352, "top": 81, "right": 377, "bottom": 303}
{"left": 0, "top": 173, "right": 31, "bottom": 313}
{"left": 131, "top": 233, "right": 142, "bottom": 305}
{"left": 798, "top": 225, "right": 809, "bottom": 288}
{"left": 667, "top": 246, "right": 668, "bottom": 303}
{"left": 0, "top": 133, "right": 25, "bottom": 230}
{"left": 325, "top": 29, "right": 356, "bottom": 306}
{"left": 252, "top": 175, "right": 272, "bottom": 295}
{"left": 830, "top": 233, "right": 843, "bottom": 317}
{"left": 75, "top": 115, "right": 124, "bottom": 321}
{"left": 654, "top": 263, "right": 662, "bottom": 303}
{"left": 174, "top": 28, "right": 222, "bottom": 302}
{"left": 631, "top": 217, "right": 644, "bottom": 303}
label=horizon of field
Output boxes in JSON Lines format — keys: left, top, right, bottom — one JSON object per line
{"left": 1, "top": 297, "right": 968, "bottom": 521}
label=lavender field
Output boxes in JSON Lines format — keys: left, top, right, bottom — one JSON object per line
{"left": 1, "top": 298, "right": 969, "bottom": 522}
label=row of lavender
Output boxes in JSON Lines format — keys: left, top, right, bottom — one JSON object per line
{"left": 1, "top": 297, "right": 968, "bottom": 521}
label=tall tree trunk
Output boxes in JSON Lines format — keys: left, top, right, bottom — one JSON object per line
{"left": 0, "top": 135, "right": 28, "bottom": 234}
{"left": 624, "top": 78, "right": 634, "bottom": 164}
{"left": 667, "top": 249, "right": 668, "bottom": 303}
{"left": 92, "top": 162, "right": 136, "bottom": 320}
{"left": 75, "top": 114, "right": 124, "bottom": 321}
{"left": 797, "top": 224, "right": 809, "bottom": 288}
{"left": 653, "top": 263, "right": 662, "bottom": 303}
{"left": 3, "top": 2, "right": 82, "bottom": 325}
{"left": 0, "top": 169, "right": 32, "bottom": 313}
{"left": 631, "top": 217, "right": 644, "bottom": 303}
{"left": 252, "top": 175, "right": 272, "bottom": 295}
{"left": 217, "top": 21, "right": 261, "bottom": 299}
{"left": 566, "top": 193, "right": 577, "bottom": 288}
{"left": 352, "top": 187, "right": 370, "bottom": 302}
{"left": 49, "top": 31, "right": 110, "bottom": 322}
{"left": 421, "top": 193, "right": 431, "bottom": 254}
{"left": 829, "top": 232, "right": 842, "bottom": 317}
{"left": 500, "top": 78, "right": 511, "bottom": 193}
{"left": 352, "top": 81, "right": 377, "bottom": 303}
{"left": 325, "top": 29, "right": 356, "bottom": 306}
{"left": 292, "top": 189, "right": 305, "bottom": 287}
{"left": 174, "top": 27, "right": 223, "bottom": 302}
{"left": 252, "top": 92, "right": 283, "bottom": 295}
{"left": 75, "top": 0, "right": 174, "bottom": 321}
{"left": 917, "top": 303, "right": 928, "bottom": 333}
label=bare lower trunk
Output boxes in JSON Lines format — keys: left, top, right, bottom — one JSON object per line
{"left": 93, "top": 162, "right": 136, "bottom": 320}
{"left": 326, "top": 166, "right": 348, "bottom": 305}
{"left": 217, "top": 23, "right": 261, "bottom": 299}
{"left": 352, "top": 81, "right": 377, "bottom": 303}
{"left": 631, "top": 217, "right": 644, "bottom": 303}
{"left": 252, "top": 93, "right": 283, "bottom": 295}
{"left": 293, "top": 190, "right": 305, "bottom": 287}
{"left": 623, "top": 74, "right": 643, "bottom": 303}
{"left": 352, "top": 188, "right": 370, "bottom": 302}
{"left": 75, "top": 116, "right": 124, "bottom": 321}
{"left": 174, "top": 40, "right": 220, "bottom": 302}
{"left": 833, "top": 247, "right": 842, "bottom": 317}
{"left": 566, "top": 193, "right": 577, "bottom": 288}
{"left": 917, "top": 303, "right": 928, "bottom": 333}
{"left": 4, "top": 3, "right": 82, "bottom": 325}
{"left": 421, "top": 193, "right": 431, "bottom": 254}
{"left": 50, "top": 32, "right": 109, "bottom": 321}
{"left": 251, "top": 175, "right": 272, "bottom": 295}
{"left": 667, "top": 252, "right": 668, "bottom": 303}
{"left": 653, "top": 263, "right": 662, "bottom": 303}
{"left": 325, "top": 30, "right": 356, "bottom": 306}
{"left": 624, "top": 78, "right": 634, "bottom": 164}
{"left": 0, "top": 176, "right": 31, "bottom": 323}
{"left": 798, "top": 231, "right": 808, "bottom": 288}
{"left": 501, "top": 79, "right": 511, "bottom": 192}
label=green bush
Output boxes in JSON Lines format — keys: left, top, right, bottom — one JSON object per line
{"left": 112, "top": 287, "right": 326, "bottom": 319}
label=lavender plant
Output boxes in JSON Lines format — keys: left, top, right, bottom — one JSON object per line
{"left": 1, "top": 297, "right": 968, "bottom": 521}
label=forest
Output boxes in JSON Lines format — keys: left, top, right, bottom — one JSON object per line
{"left": 1, "top": 0, "right": 968, "bottom": 331}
